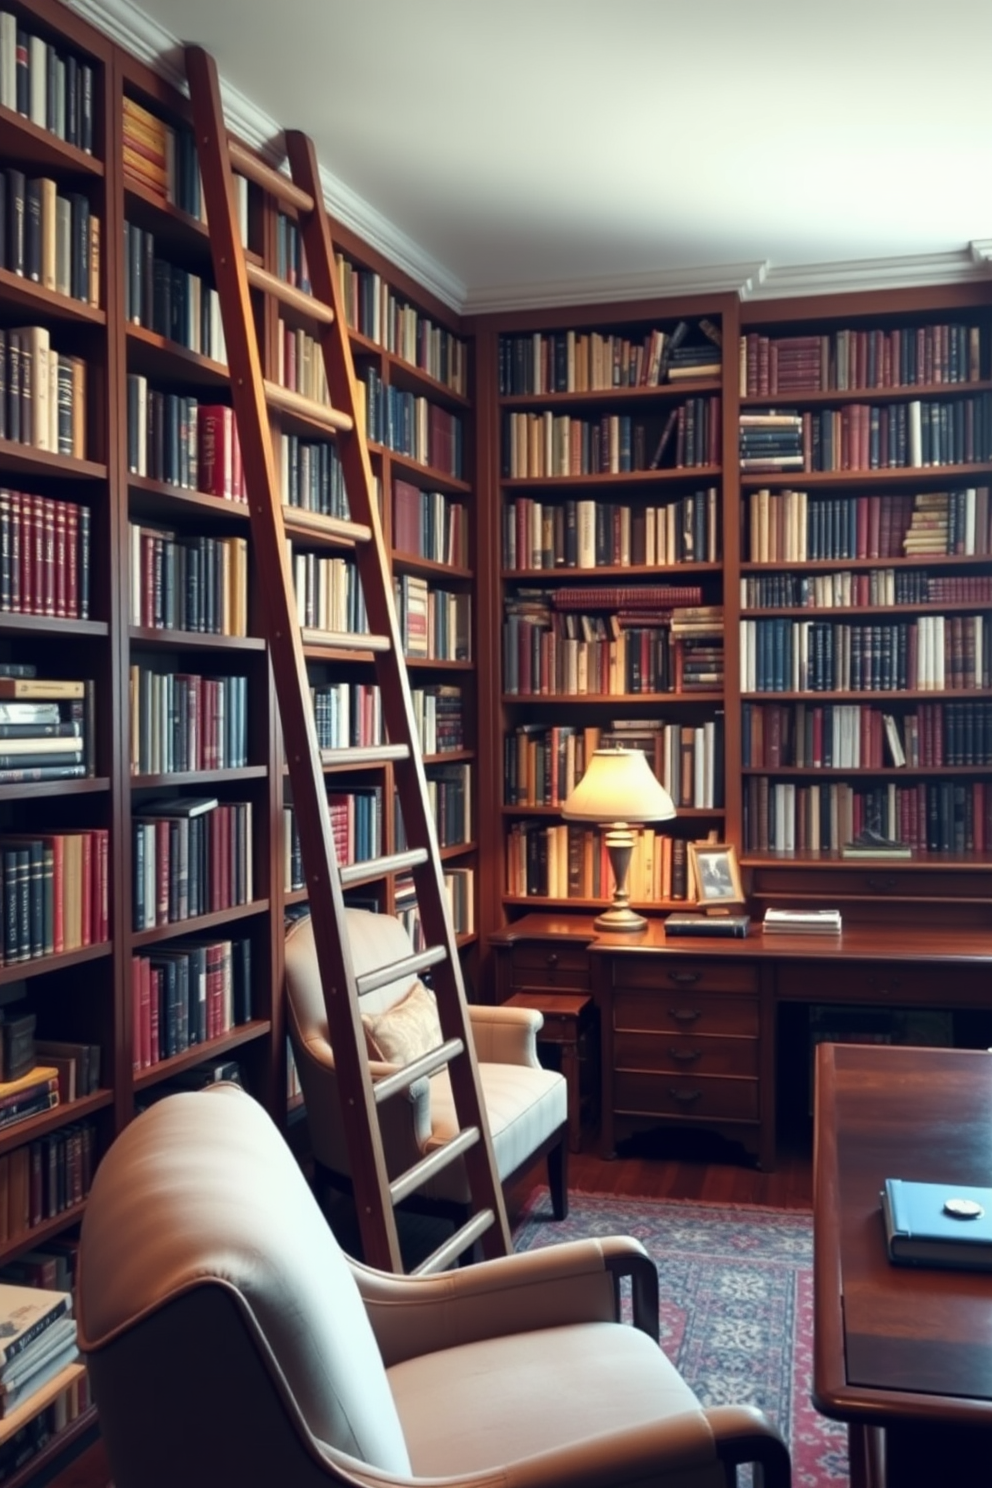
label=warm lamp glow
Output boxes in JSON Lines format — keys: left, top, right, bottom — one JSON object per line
{"left": 561, "top": 749, "right": 676, "bottom": 932}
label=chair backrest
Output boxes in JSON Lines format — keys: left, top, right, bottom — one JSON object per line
{"left": 77, "top": 1085, "right": 413, "bottom": 1488}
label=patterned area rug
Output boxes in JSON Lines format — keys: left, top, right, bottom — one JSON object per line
{"left": 513, "top": 1191, "right": 849, "bottom": 1488}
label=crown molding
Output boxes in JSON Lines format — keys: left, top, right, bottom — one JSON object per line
{"left": 66, "top": 0, "right": 465, "bottom": 312}
{"left": 746, "top": 249, "right": 992, "bottom": 300}
{"left": 462, "top": 261, "right": 767, "bottom": 316}
{"left": 971, "top": 240, "right": 992, "bottom": 265}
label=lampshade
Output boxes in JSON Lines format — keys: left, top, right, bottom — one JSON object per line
{"left": 561, "top": 748, "right": 676, "bottom": 824}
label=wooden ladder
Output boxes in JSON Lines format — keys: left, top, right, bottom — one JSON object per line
{"left": 185, "top": 45, "right": 510, "bottom": 1274}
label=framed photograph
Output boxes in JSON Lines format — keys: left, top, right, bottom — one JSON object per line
{"left": 688, "top": 842, "right": 744, "bottom": 909}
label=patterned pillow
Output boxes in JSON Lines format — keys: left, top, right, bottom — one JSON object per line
{"left": 362, "top": 982, "right": 441, "bottom": 1066}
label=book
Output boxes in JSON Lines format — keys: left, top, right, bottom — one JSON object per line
{"left": 763, "top": 907, "right": 842, "bottom": 934}
{"left": 881, "top": 1178, "right": 992, "bottom": 1270}
{"left": 841, "top": 827, "right": 912, "bottom": 860}
{"left": 0, "top": 1282, "right": 71, "bottom": 1365}
{"left": 664, "top": 913, "right": 750, "bottom": 938}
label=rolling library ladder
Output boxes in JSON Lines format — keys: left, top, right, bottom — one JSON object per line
{"left": 184, "top": 46, "right": 510, "bottom": 1273}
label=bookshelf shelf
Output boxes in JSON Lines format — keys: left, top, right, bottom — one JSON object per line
{"left": 0, "top": 778, "right": 110, "bottom": 802}
{"left": 741, "top": 379, "right": 992, "bottom": 409}
{"left": 503, "top": 467, "right": 722, "bottom": 491}
{"left": 131, "top": 1018, "right": 273, "bottom": 1090}
{"left": 500, "top": 380, "right": 722, "bottom": 409}
{"left": 740, "top": 464, "right": 992, "bottom": 490}
{"left": 0, "top": 1092, "right": 113, "bottom": 1161}
{"left": 128, "top": 628, "right": 267, "bottom": 653}
{"left": 0, "top": 105, "right": 103, "bottom": 176}
{"left": 130, "top": 767, "right": 268, "bottom": 787}
{"left": 0, "top": 942, "right": 111, "bottom": 988}
{"left": 128, "top": 898, "right": 271, "bottom": 950}
{"left": 0, "top": 444, "right": 106, "bottom": 481}
{"left": 0, "top": 270, "right": 105, "bottom": 324}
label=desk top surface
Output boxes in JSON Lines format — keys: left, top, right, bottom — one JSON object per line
{"left": 814, "top": 1044, "right": 992, "bottom": 1428}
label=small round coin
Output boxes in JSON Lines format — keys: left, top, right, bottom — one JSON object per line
{"left": 943, "top": 1197, "right": 985, "bottom": 1219}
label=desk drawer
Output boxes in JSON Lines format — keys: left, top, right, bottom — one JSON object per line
{"left": 510, "top": 943, "right": 591, "bottom": 992}
{"left": 614, "top": 1071, "right": 759, "bottom": 1121}
{"left": 612, "top": 959, "right": 758, "bottom": 995}
{"left": 777, "top": 961, "right": 989, "bottom": 1004}
{"left": 613, "top": 1030, "right": 759, "bottom": 1077}
{"left": 614, "top": 989, "right": 759, "bottom": 1037}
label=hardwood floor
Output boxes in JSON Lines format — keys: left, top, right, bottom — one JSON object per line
{"left": 51, "top": 1124, "right": 812, "bottom": 1488}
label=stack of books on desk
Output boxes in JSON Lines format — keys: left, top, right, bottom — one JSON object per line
{"left": 0, "top": 1283, "right": 78, "bottom": 1417}
{"left": 763, "top": 907, "right": 843, "bottom": 935}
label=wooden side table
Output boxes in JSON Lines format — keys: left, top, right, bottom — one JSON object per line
{"left": 505, "top": 991, "right": 593, "bottom": 1153}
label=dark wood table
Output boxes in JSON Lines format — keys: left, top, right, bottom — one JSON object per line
{"left": 813, "top": 1043, "right": 992, "bottom": 1488}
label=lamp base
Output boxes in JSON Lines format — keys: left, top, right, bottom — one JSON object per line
{"left": 593, "top": 905, "right": 648, "bottom": 933}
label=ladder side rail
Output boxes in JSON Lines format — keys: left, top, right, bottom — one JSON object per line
{"left": 285, "top": 129, "right": 512, "bottom": 1260}
{"left": 185, "top": 45, "right": 404, "bottom": 1273}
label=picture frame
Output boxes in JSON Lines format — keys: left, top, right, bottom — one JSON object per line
{"left": 688, "top": 842, "right": 744, "bottom": 911}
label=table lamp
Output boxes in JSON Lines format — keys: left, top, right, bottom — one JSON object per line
{"left": 561, "top": 748, "right": 676, "bottom": 932}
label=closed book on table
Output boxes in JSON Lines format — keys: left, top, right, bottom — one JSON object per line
{"left": 882, "top": 1178, "right": 992, "bottom": 1270}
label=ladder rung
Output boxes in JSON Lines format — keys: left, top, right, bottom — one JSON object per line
{"left": 282, "top": 507, "right": 372, "bottom": 545}
{"left": 357, "top": 942, "right": 448, "bottom": 997}
{"left": 373, "top": 1037, "right": 464, "bottom": 1104}
{"left": 389, "top": 1126, "right": 480, "bottom": 1208}
{"left": 245, "top": 261, "right": 335, "bottom": 324}
{"left": 227, "top": 137, "right": 313, "bottom": 212}
{"left": 264, "top": 380, "right": 354, "bottom": 434}
{"left": 320, "top": 744, "right": 410, "bottom": 770}
{"left": 300, "top": 627, "right": 390, "bottom": 653}
{"left": 339, "top": 848, "right": 429, "bottom": 887}
{"left": 412, "top": 1209, "right": 496, "bottom": 1276}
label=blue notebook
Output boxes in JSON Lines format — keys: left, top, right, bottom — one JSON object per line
{"left": 881, "top": 1178, "right": 992, "bottom": 1270}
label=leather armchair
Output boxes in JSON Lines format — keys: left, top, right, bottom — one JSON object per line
{"left": 77, "top": 1085, "right": 791, "bottom": 1488}
{"left": 284, "top": 908, "right": 569, "bottom": 1228}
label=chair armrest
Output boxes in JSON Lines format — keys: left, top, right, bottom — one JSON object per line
{"left": 468, "top": 1004, "right": 542, "bottom": 1067}
{"left": 351, "top": 1236, "right": 656, "bottom": 1366}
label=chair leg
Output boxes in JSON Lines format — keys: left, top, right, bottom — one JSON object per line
{"left": 547, "top": 1130, "right": 568, "bottom": 1220}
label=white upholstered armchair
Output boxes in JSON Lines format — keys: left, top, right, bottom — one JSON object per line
{"left": 77, "top": 1085, "right": 791, "bottom": 1488}
{"left": 284, "top": 908, "right": 569, "bottom": 1232}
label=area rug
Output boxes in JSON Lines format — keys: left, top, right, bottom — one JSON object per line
{"left": 513, "top": 1192, "right": 849, "bottom": 1488}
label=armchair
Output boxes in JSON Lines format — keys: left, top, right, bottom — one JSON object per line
{"left": 284, "top": 908, "right": 569, "bottom": 1232}
{"left": 77, "top": 1085, "right": 791, "bottom": 1488}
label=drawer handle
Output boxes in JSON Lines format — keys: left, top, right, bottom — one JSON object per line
{"left": 545, "top": 953, "right": 559, "bottom": 968}
{"left": 669, "top": 1087, "right": 702, "bottom": 1106}
{"left": 669, "top": 1047, "right": 701, "bottom": 1064}
{"left": 667, "top": 970, "right": 701, "bottom": 985}
{"left": 668, "top": 1007, "right": 702, "bottom": 1025}
{"left": 867, "top": 875, "right": 898, "bottom": 894}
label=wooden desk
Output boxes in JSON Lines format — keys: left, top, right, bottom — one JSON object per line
{"left": 814, "top": 1043, "right": 992, "bottom": 1488}
{"left": 491, "top": 914, "right": 992, "bottom": 1171}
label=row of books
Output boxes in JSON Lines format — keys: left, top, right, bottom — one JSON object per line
{"left": 128, "top": 668, "right": 248, "bottom": 775}
{"left": 281, "top": 433, "right": 350, "bottom": 518}
{"left": 392, "top": 479, "right": 468, "bottom": 567}
{"left": 0, "top": 830, "right": 107, "bottom": 964}
{"left": 0, "top": 329, "right": 86, "bottom": 458}
{"left": 0, "top": 1121, "right": 94, "bottom": 1250}
{"left": 497, "top": 319, "right": 722, "bottom": 395}
{"left": 310, "top": 682, "right": 383, "bottom": 752}
{"left": 123, "top": 221, "right": 227, "bottom": 364}
{"left": 502, "top": 398, "right": 720, "bottom": 478}
{"left": 131, "top": 935, "right": 252, "bottom": 1069}
{"left": 360, "top": 369, "right": 464, "bottom": 478}
{"left": 393, "top": 575, "right": 471, "bottom": 662}
{"left": 743, "top": 489, "right": 992, "bottom": 563}
{"left": 744, "top": 777, "right": 992, "bottom": 855}
{"left": 740, "top": 323, "right": 984, "bottom": 397}
{"left": 125, "top": 381, "right": 247, "bottom": 498}
{"left": 277, "top": 320, "right": 329, "bottom": 406}
{"left": 506, "top": 822, "right": 690, "bottom": 904}
{"left": 504, "top": 718, "right": 724, "bottom": 811}
{"left": 292, "top": 551, "right": 368, "bottom": 637}
{"left": 0, "top": 492, "right": 90, "bottom": 620}
{"left": 412, "top": 684, "right": 463, "bottom": 756}
{"left": 739, "top": 398, "right": 992, "bottom": 473}
{"left": 328, "top": 788, "right": 382, "bottom": 867}
{"left": 2, "top": 170, "right": 99, "bottom": 306}
{"left": 395, "top": 763, "right": 471, "bottom": 849}
{"left": 502, "top": 489, "right": 721, "bottom": 571}
{"left": 393, "top": 867, "right": 476, "bottom": 944}
{"left": 121, "top": 93, "right": 204, "bottom": 220}
{"left": 0, "top": 13, "right": 94, "bottom": 152}
{"left": 742, "top": 699, "right": 992, "bottom": 770}
{"left": 336, "top": 253, "right": 468, "bottom": 395}
{"left": 0, "top": 681, "right": 92, "bottom": 784}
{"left": 132, "top": 799, "right": 253, "bottom": 930}
{"left": 276, "top": 212, "right": 308, "bottom": 293}
{"left": 740, "top": 567, "right": 992, "bottom": 612}
{"left": 739, "top": 615, "right": 990, "bottom": 695}
{"left": 129, "top": 525, "right": 248, "bottom": 637}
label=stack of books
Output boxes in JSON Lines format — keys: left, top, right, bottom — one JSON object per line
{"left": 763, "top": 907, "right": 842, "bottom": 935}
{"left": 0, "top": 1282, "right": 78, "bottom": 1417}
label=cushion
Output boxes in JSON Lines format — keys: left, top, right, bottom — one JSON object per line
{"left": 363, "top": 981, "right": 441, "bottom": 1065}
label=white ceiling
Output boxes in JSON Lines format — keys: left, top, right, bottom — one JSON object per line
{"left": 75, "top": 0, "right": 992, "bottom": 312}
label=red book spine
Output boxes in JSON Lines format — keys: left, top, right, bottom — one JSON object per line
{"left": 79, "top": 831, "right": 93, "bottom": 946}
{"left": 41, "top": 495, "right": 55, "bottom": 616}
{"left": 148, "top": 966, "right": 160, "bottom": 1065}
{"left": 19, "top": 493, "right": 32, "bottom": 615}
{"left": 54, "top": 501, "right": 67, "bottom": 617}
{"left": 139, "top": 956, "right": 152, "bottom": 1069}
{"left": 8, "top": 493, "right": 20, "bottom": 614}
{"left": 32, "top": 494, "right": 45, "bottom": 614}
{"left": 95, "top": 827, "right": 108, "bottom": 941}
{"left": 65, "top": 503, "right": 78, "bottom": 618}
